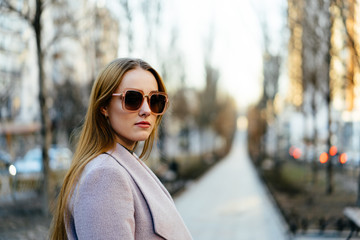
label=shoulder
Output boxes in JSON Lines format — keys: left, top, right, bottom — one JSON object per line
{"left": 75, "top": 153, "right": 134, "bottom": 197}
{"left": 81, "top": 153, "right": 129, "bottom": 181}
{"left": 69, "top": 155, "right": 137, "bottom": 239}
{"left": 71, "top": 153, "right": 134, "bottom": 206}
{"left": 85, "top": 153, "right": 123, "bottom": 171}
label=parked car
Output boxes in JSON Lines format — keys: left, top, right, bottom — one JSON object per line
{"left": 13, "top": 146, "right": 72, "bottom": 193}
{"left": 14, "top": 146, "right": 72, "bottom": 174}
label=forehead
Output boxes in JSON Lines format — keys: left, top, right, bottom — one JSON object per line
{"left": 118, "top": 68, "right": 158, "bottom": 92}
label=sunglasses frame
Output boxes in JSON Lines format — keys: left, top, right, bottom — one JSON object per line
{"left": 112, "top": 88, "right": 169, "bottom": 115}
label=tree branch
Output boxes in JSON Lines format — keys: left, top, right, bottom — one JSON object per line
{"left": 332, "top": 0, "right": 360, "bottom": 69}
{"left": 44, "top": 31, "right": 79, "bottom": 54}
{"left": 0, "top": 0, "right": 32, "bottom": 24}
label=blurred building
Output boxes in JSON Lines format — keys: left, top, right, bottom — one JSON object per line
{"left": 0, "top": 0, "right": 119, "bottom": 154}
{"left": 46, "top": 1, "right": 119, "bottom": 86}
{"left": 93, "top": 6, "right": 120, "bottom": 76}
{"left": 287, "top": 0, "right": 360, "bottom": 111}
{"left": 0, "top": 12, "right": 38, "bottom": 123}
{"left": 285, "top": 0, "right": 360, "bottom": 162}
{"left": 287, "top": 0, "right": 304, "bottom": 108}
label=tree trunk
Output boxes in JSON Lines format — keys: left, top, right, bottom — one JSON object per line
{"left": 311, "top": 93, "right": 318, "bottom": 185}
{"left": 33, "top": 0, "right": 51, "bottom": 216}
{"left": 325, "top": 1, "right": 334, "bottom": 195}
{"left": 326, "top": 88, "right": 334, "bottom": 195}
{"left": 357, "top": 164, "right": 360, "bottom": 206}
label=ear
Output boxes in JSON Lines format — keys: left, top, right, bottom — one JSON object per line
{"left": 100, "top": 106, "right": 108, "bottom": 117}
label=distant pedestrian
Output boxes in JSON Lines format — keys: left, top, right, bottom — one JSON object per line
{"left": 50, "top": 58, "right": 192, "bottom": 240}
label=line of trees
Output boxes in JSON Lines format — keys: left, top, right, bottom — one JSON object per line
{"left": 248, "top": 0, "right": 360, "bottom": 197}
{"left": 0, "top": 0, "right": 238, "bottom": 215}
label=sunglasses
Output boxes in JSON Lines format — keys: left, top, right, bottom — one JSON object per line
{"left": 112, "top": 88, "right": 169, "bottom": 115}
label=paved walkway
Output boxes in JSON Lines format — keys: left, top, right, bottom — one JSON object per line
{"left": 175, "top": 131, "right": 290, "bottom": 240}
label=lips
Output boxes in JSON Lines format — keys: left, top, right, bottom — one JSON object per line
{"left": 135, "top": 121, "right": 151, "bottom": 128}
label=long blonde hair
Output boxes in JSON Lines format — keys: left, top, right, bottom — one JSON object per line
{"left": 50, "top": 58, "right": 167, "bottom": 239}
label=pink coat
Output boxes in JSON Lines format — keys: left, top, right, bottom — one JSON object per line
{"left": 66, "top": 143, "right": 192, "bottom": 240}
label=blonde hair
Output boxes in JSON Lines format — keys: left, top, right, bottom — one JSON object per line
{"left": 50, "top": 58, "right": 167, "bottom": 239}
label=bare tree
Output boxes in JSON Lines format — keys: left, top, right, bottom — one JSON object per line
{"left": 330, "top": 0, "right": 360, "bottom": 205}
{"left": 53, "top": 80, "right": 87, "bottom": 147}
{"left": 331, "top": 0, "right": 360, "bottom": 68}
{"left": 194, "top": 63, "right": 219, "bottom": 153}
{"left": 0, "top": 11, "right": 25, "bottom": 123}
{"left": 141, "top": 0, "right": 162, "bottom": 57}
{"left": 0, "top": 0, "right": 82, "bottom": 214}
{"left": 1, "top": 0, "right": 52, "bottom": 214}
{"left": 288, "top": 0, "right": 320, "bottom": 185}
{"left": 255, "top": 17, "right": 282, "bottom": 169}
{"left": 119, "top": 0, "right": 134, "bottom": 54}
{"left": 212, "top": 94, "right": 237, "bottom": 156}
{"left": 301, "top": 0, "right": 333, "bottom": 194}
{"left": 171, "top": 88, "right": 192, "bottom": 152}
{"left": 247, "top": 105, "right": 267, "bottom": 165}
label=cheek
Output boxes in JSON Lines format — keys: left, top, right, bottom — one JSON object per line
{"left": 108, "top": 101, "right": 125, "bottom": 117}
{"left": 110, "top": 111, "right": 132, "bottom": 126}
{"left": 107, "top": 105, "right": 128, "bottom": 125}
{"left": 150, "top": 115, "right": 158, "bottom": 126}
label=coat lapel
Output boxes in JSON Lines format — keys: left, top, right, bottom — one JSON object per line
{"left": 107, "top": 144, "right": 192, "bottom": 240}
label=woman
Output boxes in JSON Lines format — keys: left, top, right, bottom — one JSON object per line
{"left": 50, "top": 58, "right": 193, "bottom": 240}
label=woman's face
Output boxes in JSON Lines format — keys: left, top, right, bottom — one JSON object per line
{"left": 102, "top": 67, "right": 159, "bottom": 150}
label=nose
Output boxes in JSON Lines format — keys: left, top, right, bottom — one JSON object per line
{"left": 138, "top": 97, "right": 151, "bottom": 117}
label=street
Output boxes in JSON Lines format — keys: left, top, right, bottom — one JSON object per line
{"left": 1, "top": 130, "right": 358, "bottom": 239}
{"left": 175, "top": 130, "right": 290, "bottom": 240}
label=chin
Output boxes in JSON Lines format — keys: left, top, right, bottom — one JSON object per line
{"left": 135, "top": 133, "right": 152, "bottom": 142}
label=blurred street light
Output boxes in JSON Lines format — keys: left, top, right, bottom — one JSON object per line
{"left": 339, "top": 153, "right": 347, "bottom": 164}
{"left": 319, "top": 152, "right": 329, "bottom": 164}
{"left": 329, "top": 146, "right": 338, "bottom": 156}
{"left": 9, "top": 164, "right": 16, "bottom": 176}
{"left": 289, "top": 146, "right": 301, "bottom": 159}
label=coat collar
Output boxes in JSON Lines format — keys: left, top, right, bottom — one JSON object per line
{"left": 106, "top": 144, "right": 192, "bottom": 240}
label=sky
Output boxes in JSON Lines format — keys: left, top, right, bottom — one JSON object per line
{"left": 163, "top": 0, "right": 287, "bottom": 109}
{"left": 166, "top": 0, "right": 262, "bottom": 108}
{"left": 115, "top": 0, "right": 288, "bottom": 109}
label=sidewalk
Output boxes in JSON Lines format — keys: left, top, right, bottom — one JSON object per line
{"left": 174, "top": 131, "right": 290, "bottom": 240}
{"left": 0, "top": 193, "right": 51, "bottom": 240}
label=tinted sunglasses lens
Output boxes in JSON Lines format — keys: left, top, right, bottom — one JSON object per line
{"left": 150, "top": 94, "right": 167, "bottom": 114}
{"left": 124, "top": 90, "right": 143, "bottom": 110}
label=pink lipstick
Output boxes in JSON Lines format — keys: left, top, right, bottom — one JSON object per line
{"left": 135, "top": 121, "right": 151, "bottom": 128}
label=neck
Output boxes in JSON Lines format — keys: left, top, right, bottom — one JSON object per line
{"left": 113, "top": 133, "right": 135, "bottom": 152}
{"left": 117, "top": 142, "right": 134, "bottom": 154}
